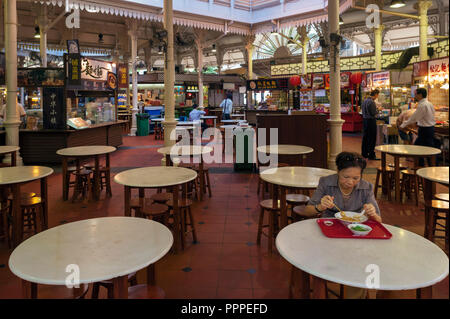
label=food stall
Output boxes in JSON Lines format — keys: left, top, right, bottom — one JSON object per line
{"left": 18, "top": 55, "right": 126, "bottom": 164}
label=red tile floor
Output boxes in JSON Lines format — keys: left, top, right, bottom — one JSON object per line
{"left": 0, "top": 132, "right": 448, "bottom": 299}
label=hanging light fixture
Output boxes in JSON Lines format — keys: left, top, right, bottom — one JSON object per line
{"left": 34, "top": 26, "right": 40, "bottom": 38}
{"left": 339, "top": 16, "right": 344, "bottom": 25}
{"left": 98, "top": 33, "right": 104, "bottom": 44}
{"left": 390, "top": 0, "right": 406, "bottom": 8}
{"left": 212, "top": 44, "right": 216, "bottom": 53}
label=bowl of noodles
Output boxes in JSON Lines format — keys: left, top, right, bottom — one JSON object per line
{"left": 334, "top": 211, "right": 368, "bottom": 226}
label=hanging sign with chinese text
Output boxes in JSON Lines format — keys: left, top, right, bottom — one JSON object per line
{"left": 81, "top": 58, "right": 114, "bottom": 81}
{"left": 118, "top": 64, "right": 129, "bottom": 89}
{"left": 246, "top": 78, "right": 289, "bottom": 91}
{"left": 65, "top": 54, "right": 82, "bottom": 86}
{"left": 43, "top": 87, "right": 65, "bottom": 129}
{"left": 371, "top": 71, "right": 390, "bottom": 87}
{"left": 428, "top": 57, "right": 449, "bottom": 84}
{"left": 413, "top": 61, "right": 428, "bottom": 78}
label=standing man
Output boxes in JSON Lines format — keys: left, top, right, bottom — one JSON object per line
{"left": 220, "top": 93, "right": 233, "bottom": 120}
{"left": 400, "top": 88, "right": 436, "bottom": 165}
{"left": 361, "top": 89, "right": 380, "bottom": 160}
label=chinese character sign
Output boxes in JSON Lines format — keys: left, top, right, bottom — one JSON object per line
{"left": 43, "top": 88, "right": 65, "bottom": 129}
{"left": 428, "top": 57, "right": 449, "bottom": 85}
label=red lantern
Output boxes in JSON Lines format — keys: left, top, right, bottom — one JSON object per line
{"left": 350, "top": 72, "right": 363, "bottom": 85}
{"left": 289, "top": 75, "right": 301, "bottom": 87}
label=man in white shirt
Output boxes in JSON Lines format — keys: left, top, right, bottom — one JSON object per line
{"left": 400, "top": 88, "right": 435, "bottom": 165}
{"left": 220, "top": 94, "right": 233, "bottom": 120}
{"left": 0, "top": 97, "right": 26, "bottom": 121}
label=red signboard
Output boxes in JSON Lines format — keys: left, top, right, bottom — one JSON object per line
{"left": 413, "top": 61, "right": 428, "bottom": 78}
{"left": 118, "top": 63, "right": 129, "bottom": 89}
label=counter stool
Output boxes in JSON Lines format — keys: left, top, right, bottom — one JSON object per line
{"left": 167, "top": 198, "right": 197, "bottom": 249}
{"left": 424, "top": 200, "right": 449, "bottom": 253}
{"left": 35, "top": 283, "right": 89, "bottom": 299}
{"left": 257, "top": 199, "right": 281, "bottom": 253}
{"left": 150, "top": 192, "right": 173, "bottom": 204}
{"left": 84, "top": 165, "right": 112, "bottom": 197}
{"left": 63, "top": 166, "right": 80, "bottom": 198}
{"left": 20, "top": 196, "right": 44, "bottom": 237}
{"left": 374, "top": 166, "right": 395, "bottom": 200}
{"left": 91, "top": 273, "right": 138, "bottom": 299}
{"left": 71, "top": 169, "right": 93, "bottom": 203}
{"left": 435, "top": 193, "right": 449, "bottom": 202}
{"left": 400, "top": 169, "right": 420, "bottom": 206}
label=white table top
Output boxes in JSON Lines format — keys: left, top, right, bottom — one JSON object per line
{"left": 175, "top": 126, "right": 194, "bottom": 130}
{"left": 151, "top": 118, "right": 180, "bottom": 122}
{"left": 0, "top": 145, "right": 20, "bottom": 154}
{"left": 200, "top": 116, "right": 217, "bottom": 119}
{"left": 417, "top": 167, "right": 449, "bottom": 185}
{"left": 231, "top": 114, "right": 245, "bottom": 117}
{"left": 220, "top": 125, "right": 253, "bottom": 130}
{"left": 177, "top": 121, "right": 200, "bottom": 126}
{"left": 276, "top": 219, "right": 449, "bottom": 290}
{"left": 157, "top": 145, "right": 213, "bottom": 156}
{"left": 375, "top": 144, "right": 441, "bottom": 156}
{"left": 9, "top": 217, "right": 173, "bottom": 285}
{"left": 56, "top": 146, "right": 117, "bottom": 157}
{"left": 260, "top": 166, "right": 336, "bottom": 188}
{"left": 257, "top": 145, "right": 314, "bottom": 156}
{"left": 114, "top": 166, "right": 197, "bottom": 188}
{"left": 221, "top": 119, "right": 246, "bottom": 123}
{"left": 0, "top": 166, "right": 54, "bottom": 185}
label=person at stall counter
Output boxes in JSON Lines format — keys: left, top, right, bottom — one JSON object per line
{"left": 0, "top": 97, "right": 26, "bottom": 123}
{"left": 400, "top": 88, "right": 436, "bottom": 166}
{"left": 361, "top": 90, "right": 380, "bottom": 160}
{"left": 189, "top": 104, "right": 207, "bottom": 131}
{"left": 396, "top": 103, "right": 417, "bottom": 145}
{"left": 220, "top": 94, "right": 233, "bottom": 120}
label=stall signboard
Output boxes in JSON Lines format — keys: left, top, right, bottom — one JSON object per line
{"left": 413, "top": 61, "right": 428, "bottom": 78}
{"left": 17, "top": 68, "right": 65, "bottom": 87}
{"left": 324, "top": 74, "right": 330, "bottom": 89}
{"left": 43, "top": 87, "right": 65, "bottom": 129}
{"left": 300, "top": 74, "right": 312, "bottom": 88}
{"left": 186, "top": 85, "right": 199, "bottom": 92}
{"left": 118, "top": 64, "right": 129, "bottom": 89}
{"left": 81, "top": 58, "right": 115, "bottom": 81}
{"left": 366, "top": 73, "right": 372, "bottom": 87}
{"left": 371, "top": 71, "right": 390, "bottom": 87}
{"left": 428, "top": 57, "right": 449, "bottom": 84}
{"left": 247, "top": 78, "right": 289, "bottom": 91}
{"left": 312, "top": 74, "right": 325, "bottom": 89}
{"left": 340, "top": 72, "right": 351, "bottom": 88}
{"left": 65, "top": 54, "right": 82, "bottom": 86}
{"left": 106, "top": 72, "right": 117, "bottom": 90}
{"left": 361, "top": 73, "right": 367, "bottom": 87}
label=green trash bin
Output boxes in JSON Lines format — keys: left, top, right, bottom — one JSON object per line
{"left": 136, "top": 113, "right": 150, "bottom": 136}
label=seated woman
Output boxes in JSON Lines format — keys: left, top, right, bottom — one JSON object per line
{"left": 302, "top": 151, "right": 382, "bottom": 223}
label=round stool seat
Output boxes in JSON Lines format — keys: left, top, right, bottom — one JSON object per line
{"left": 37, "top": 283, "right": 89, "bottom": 299}
{"left": 128, "top": 285, "right": 165, "bottom": 299}
{"left": 292, "top": 205, "right": 311, "bottom": 218}
{"left": 166, "top": 198, "right": 193, "bottom": 208}
{"left": 426, "top": 200, "right": 449, "bottom": 211}
{"left": 260, "top": 199, "right": 281, "bottom": 211}
{"left": 150, "top": 193, "right": 173, "bottom": 203}
{"left": 72, "top": 169, "right": 92, "bottom": 176}
{"left": 8, "top": 192, "right": 36, "bottom": 201}
{"left": 20, "top": 196, "right": 42, "bottom": 207}
{"left": 140, "top": 203, "right": 169, "bottom": 216}
{"left": 286, "top": 194, "right": 310, "bottom": 205}
{"left": 130, "top": 198, "right": 152, "bottom": 209}
{"left": 401, "top": 169, "right": 417, "bottom": 176}
{"left": 435, "top": 193, "right": 449, "bottom": 202}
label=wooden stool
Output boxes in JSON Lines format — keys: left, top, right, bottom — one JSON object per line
{"left": 154, "top": 124, "right": 164, "bottom": 140}
{"left": 400, "top": 169, "right": 420, "bottom": 206}
{"left": 435, "top": 193, "right": 449, "bottom": 202}
{"left": 257, "top": 199, "right": 281, "bottom": 253}
{"left": 167, "top": 198, "right": 197, "bottom": 249}
{"left": 71, "top": 169, "right": 93, "bottom": 202}
{"left": 91, "top": 273, "right": 138, "bottom": 299}
{"left": 20, "top": 196, "right": 44, "bottom": 236}
{"left": 128, "top": 285, "right": 165, "bottom": 299}
{"left": 130, "top": 198, "right": 152, "bottom": 217}
{"left": 150, "top": 192, "right": 173, "bottom": 204}
{"left": 374, "top": 166, "right": 395, "bottom": 200}
{"left": 63, "top": 166, "right": 79, "bottom": 198}
{"left": 292, "top": 205, "right": 315, "bottom": 222}
{"left": 194, "top": 167, "right": 212, "bottom": 198}
{"left": 85, "top": 165, "right": 112, "bottom": 197}
{"left": 424, "top": 200, "right": 449, "bottom": 252}
{"left": 140, "top": 203, "right": 170, "bottom": 226}
{"left": 286, "top": 194, "right": 310, "bottom": 224}
{"left": 0, "top": 200, "right": 10, "bottom": 248}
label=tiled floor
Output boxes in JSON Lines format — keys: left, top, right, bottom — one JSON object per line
{"left": 0, "top": 132, "right": 448, "bottom": 299}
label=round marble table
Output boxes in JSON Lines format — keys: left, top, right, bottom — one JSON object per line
{"left": 0, "top": 166, "right": 54, "bottom": 248}
{"left": 0, "top": 145, "right": 20, "bottom": 167}
{"left": 9, "top": 217, "right": 173, "bottom": 298}
{"left": 375, "top": 145, "right": 441, "bottom": 203}
{"left": 276, "top": 219, "right": 449, "bottom": 298}
{"left": 157, "top": 146, "right": 213, "bottom": 201}
{"left": 260, "top": 166, "right": 336, "bottom": 228}
{"left": 257, "top": 145, "right": 314, "bottom": 166}
{"left": 57, "top": 146, "right": 117, "bottom": 201}
{"left": 417, "top": 166, "right": 449, "bottom": 241}
{"left": 114, "top": 166, "right": 197, "bottom": 252}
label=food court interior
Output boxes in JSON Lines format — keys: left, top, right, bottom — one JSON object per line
{"left": 0, "top": 0, "right": 448, "bottom": 300}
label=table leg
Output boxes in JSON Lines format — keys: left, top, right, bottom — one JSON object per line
{"left": 311, "top": 275, "right": 327, "bottom": 299}
{"left": 381, "top": 153, "right": 387, "bottom": 195}
{"left": 62, "top": 157, "right": 68, "bottom": 201}
{"left": 431, "top": 155, "right": 436, "bottom": 166}
{"left": 416, "top": 286, "right": 432, "bottom": 299}
{"left": 199, "top": 158, "right": 205, "bottom": 201}
{"left": 106, "top": 153, "right": 112, "bottom": 197}
{"left": 94, "top": 155, "right": 100, "bottom": 200}
{"left": 172, "top": 185, "right": 181, "bottom": 253}
{"left": 113, "top": 275, "right": 129, "bottom": 299}
{"left": 22, "top": 280, "right": 37, "bottom": 299}
{"left": 11, "top": 183, "right": 22, "bottom": 248}
{"left": 279, "top": 186, "right": 287, "bottom": 229}
{"left": 147, "top": 264, "right": 156, "bottom": 286}
{"left": 289, "top": 266, "right": 311, "bottom": 299}
{"left": 394, "top": 156, "right": 400, "bottom": 203}
{"left": 40, "top": 177, "right": 48, "bottom": 230}
{"left": 11, "top": 151, "right": 16, "bottom": 167}
{"left": 124, "top": 186, "right": 131, "bottom": 217}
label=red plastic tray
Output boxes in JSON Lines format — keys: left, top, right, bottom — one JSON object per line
{"left": 317, "top": 218, "right": 392, "bottom": 239}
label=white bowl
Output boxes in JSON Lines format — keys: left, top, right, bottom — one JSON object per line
{"left": 348, "top": 223, "right": 372, "bottom": 236}
{"left": 334, "top": 211, "right": 368, "bottom": 226}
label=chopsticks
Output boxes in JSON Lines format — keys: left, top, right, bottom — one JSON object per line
{"left": 334, "top": 203, "right": 348, "bottom": 218}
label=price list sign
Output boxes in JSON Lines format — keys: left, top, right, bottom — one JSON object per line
{"left": 66, "top": 54, "right": 81, "bottom": 86}
{"left": 43, "top": 87, "right": 65, "bottom": 129}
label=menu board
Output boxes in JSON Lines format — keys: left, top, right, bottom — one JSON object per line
{"left": 43, "top": 87, "right": 66, "bottom": 129}
{"left": 18, "top": 68, "right": 65, "bottom": 87}
{"left": 312, "top": 74, "right": 325, "bottom": 89}
{"left": 371, "top": 71, "right": 390, "bottom": 87}
{"left": 246, "top": 78, "right": 289, "bottom": 91}
{"left": 428, "top": 57, "right": 449, "bottom": 82}
{"left": 300, "top": 74, "right": 312, "bottom": 88}
{"left": 117, "top": 64, "right": 129, "bottom": 89}
{"left": 65, "top": 54, "right": 82, "bottom": 86}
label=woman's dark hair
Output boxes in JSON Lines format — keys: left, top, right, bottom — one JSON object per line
{"left": 335, "top": 152, "right": 367, "bottom": 172}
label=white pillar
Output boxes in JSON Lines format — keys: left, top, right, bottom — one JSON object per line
{"left": 417, "top": 0, "right": 432, "bottom": 61}
{"left": 4, "top": 0, "right": 23, "bottom": 165}
{"left": 195, "top": 36, "right": 204, "bottom": 108}
{"left": 129, "top": 22, "right": 138, "bottom": 136}
{"left": 163, "top": 0, "right": 177, "bottom": 148}
{"left": 374, "top": 25, "right": 384, "bottom": 71}
{"left": 327, "top": 0, "right": 344, "bottom": 170}
{"left": 38, "top": 6, "right": 48, "bottom": 67}
{"left": 245, "top": 35, "right": 255, "bottom": 108}
{"left": 298, "top": 26, "right": 308, "bottom": 74}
